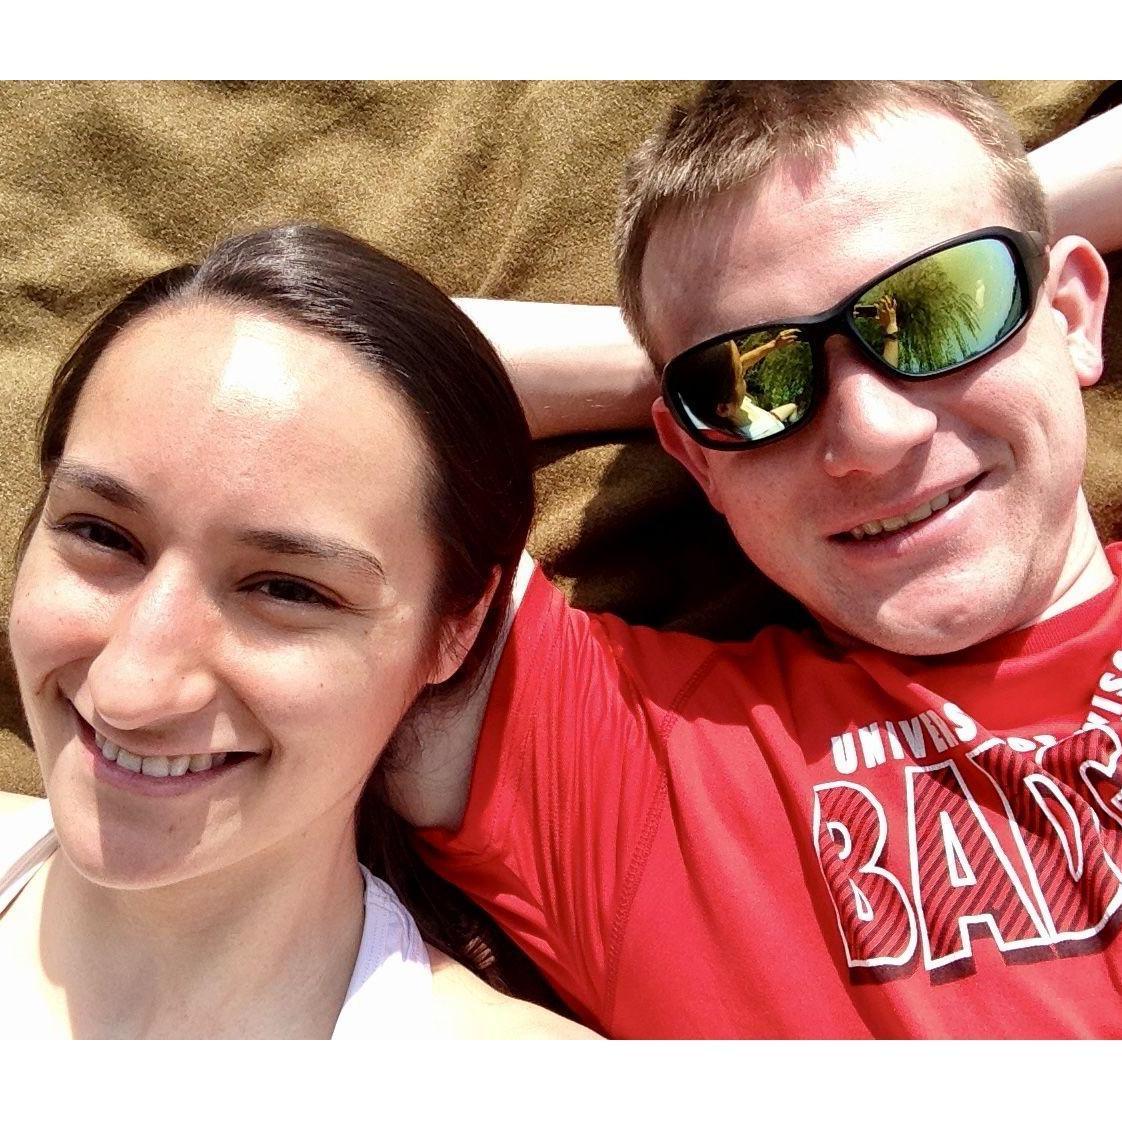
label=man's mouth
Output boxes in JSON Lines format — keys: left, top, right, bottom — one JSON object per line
{"left": 842, "top": 483, "right": 970, "bottom": 542}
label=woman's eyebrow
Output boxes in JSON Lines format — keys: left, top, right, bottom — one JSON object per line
{"left": 238, "top": 529, "right": 387, "bottom": 584}
{"left": 50, "top": 460, "right": 386, "bottom": 585}
{"left": 50, "top": 460, "right": 149, "bottom": 512}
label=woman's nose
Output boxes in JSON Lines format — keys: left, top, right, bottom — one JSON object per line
{"left": 86, "top": 558, "right": 219, "bottom": 732}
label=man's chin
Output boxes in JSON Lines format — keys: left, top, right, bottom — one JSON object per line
{"left": 815, "top": 597, "right": 1017, "bottom": 657}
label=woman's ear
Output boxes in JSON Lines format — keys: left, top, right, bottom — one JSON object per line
{"left": 428, "top": 566, "right": 502, "bottom": 686}
{"left": 1046, "top": 235, "right": 1110, "bottom": 388}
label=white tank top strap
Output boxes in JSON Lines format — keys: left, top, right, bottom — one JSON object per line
{"left": 331, "top": 865, "right": 441, "bottom": 1039}
{"left": 0, "top": 797, "right": 57, "bottom": 918}
{"left": 0, "top": 801, "right": 436, "bottom": 1037}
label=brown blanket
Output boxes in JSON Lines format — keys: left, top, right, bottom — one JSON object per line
{"left": 1, "top": 79, "right": 1117, "bottom": 795}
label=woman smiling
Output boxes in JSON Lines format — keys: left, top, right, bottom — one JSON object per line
{"left": 0, "top": 225, "right": 595, "bottom": 1039}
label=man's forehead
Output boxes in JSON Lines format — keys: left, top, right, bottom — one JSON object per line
{"left": 640, "top": 108, "right": 1010, "bottom": 361}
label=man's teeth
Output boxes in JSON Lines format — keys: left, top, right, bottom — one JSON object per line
{"left": 93, "top": 732, "right": 228, "bottom": 777}
{"left": 848, "top": 485, "right": 966, "bottom": 540}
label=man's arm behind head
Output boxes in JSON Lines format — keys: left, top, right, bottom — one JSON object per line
{"left": 384, "top": 553, "right": 534, "bottom": 829}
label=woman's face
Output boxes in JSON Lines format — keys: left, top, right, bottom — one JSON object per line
{"left": 10, "top": 303, "right": 455, "bottom": 888}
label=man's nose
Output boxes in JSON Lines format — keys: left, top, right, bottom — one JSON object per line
{"left": 87, "top": 558, "right": 220, "bottom": 732}
{"left": 818, "top": 338, "right": 938, "bottom": 478}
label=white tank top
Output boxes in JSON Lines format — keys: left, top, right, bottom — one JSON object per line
{"left": 0, "top": 798, "right": 438, "bottom": 1039}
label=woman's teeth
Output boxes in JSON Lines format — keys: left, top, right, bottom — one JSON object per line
{"left": 848, "top": 485, "right": 966, "bottom": 540}
{"left": 94, "top": 731, "right": 227, "bottom": 777}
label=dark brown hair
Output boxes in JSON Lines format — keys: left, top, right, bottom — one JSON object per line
{"left": 19, "top": 224, "right": 556, "bottom": 1002}
{"left": 615, "top": 80, "right": 1051, "bottom": 362}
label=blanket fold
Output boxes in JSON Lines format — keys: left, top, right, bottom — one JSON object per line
{"left": 1, "top": 79, "right": 1116, "bottom": 794}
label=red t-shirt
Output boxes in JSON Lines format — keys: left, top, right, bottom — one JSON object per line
{"left": 417, "top": 544, "right": 1122, "bottom": 1038}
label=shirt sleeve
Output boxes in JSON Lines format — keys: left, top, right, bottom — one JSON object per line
{"left": 414, "top": 566, "right": 681, "bottom": 1023}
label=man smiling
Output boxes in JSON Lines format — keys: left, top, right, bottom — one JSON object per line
{"left": 404, "top": 82, "right": 1122, "bottom": 1037}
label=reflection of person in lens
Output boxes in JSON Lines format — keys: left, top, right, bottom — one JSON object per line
{"left": 715, "top": 327, "right": 801, "bottom": 438}
{"left": 875, "top": 294, "right": 900, "bottom": 365}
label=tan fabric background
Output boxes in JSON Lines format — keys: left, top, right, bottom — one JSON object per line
{"left": 1, "top": 79, "right": 1117, "bottom": 795}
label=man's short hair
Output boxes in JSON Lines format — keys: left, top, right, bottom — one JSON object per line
{"left": 615, "top": 81, "right": 1051, "bottom": 363}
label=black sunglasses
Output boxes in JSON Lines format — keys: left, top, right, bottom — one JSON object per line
{"left": 661, "top": 226, "right": 1048, "bottom": 451}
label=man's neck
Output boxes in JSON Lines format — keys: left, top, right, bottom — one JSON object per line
{"left": 1020, "top": 500, "right": 1114, "bottom": 628}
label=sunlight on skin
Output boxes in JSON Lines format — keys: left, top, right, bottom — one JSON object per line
{"left": 211, "top": 316, "right": 308, "bottom": 417}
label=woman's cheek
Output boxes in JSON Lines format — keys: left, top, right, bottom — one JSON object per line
{"left": 10, "top": 546, "right": 73, "bottom": 688}
{"left": 242, "top": 633, "right": 425, "bottom": 767}
{"left": 9, "top": 566, "right": 82, "bottom": 773}
{"left": 14, "top": 578, "right": 109, "bottom": 685}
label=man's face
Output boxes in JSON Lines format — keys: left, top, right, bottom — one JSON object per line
{"left": 642, "top": 108, "right": 1106, "bottom": 655}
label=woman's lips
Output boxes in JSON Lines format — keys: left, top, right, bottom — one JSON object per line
{"left": 72, "top": 706, "right": 256, "bottom": 795}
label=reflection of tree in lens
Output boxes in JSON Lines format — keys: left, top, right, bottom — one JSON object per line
{"left": 856, "top": 258, "right": 980, "bottom": 373}
{"left": 737, "top": 333, "right": 811, "bottom": 416}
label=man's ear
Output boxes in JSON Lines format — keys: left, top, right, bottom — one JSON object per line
{"left": 1046, "top": 235, "right": 1110, "bottom": 388}
{"left": 428, "top": 566, "right": 502, "bottom": 686}
{"left": 652, "top": 398, "right": 726, "bottom": 515}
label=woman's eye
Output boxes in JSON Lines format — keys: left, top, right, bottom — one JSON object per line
{"left": 52, "top": 518, "right": 138, "bottom": 556}
{"left": 252, "top": 578, "right": 336, "bottom": 609}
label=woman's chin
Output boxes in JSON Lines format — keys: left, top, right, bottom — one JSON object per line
{"left": 41, "top": 748, "right": 242, "bottom": 889}
{"left": 46, "top": 799, "right": 225, "bottom": 892}
{"left": 52, "top": 828, "right": 201, "bottom": 891}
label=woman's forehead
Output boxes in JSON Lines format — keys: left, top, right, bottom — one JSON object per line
{"left": 92, "top": 305, "right": 366, "bottom": 409}
{"left": 67, "top": 304, "right": 428, "bottom": 525}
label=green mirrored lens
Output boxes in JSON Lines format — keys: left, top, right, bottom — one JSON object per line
{"left": 672, "top": 328, "right": 814, "bottom": 443}
{"left": 852, "top": 238, "right": 1024, "bottom": 375}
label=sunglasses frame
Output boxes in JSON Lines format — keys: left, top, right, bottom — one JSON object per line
{"left": 661, "top": 226, "right": 1048, "bottom": 451}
